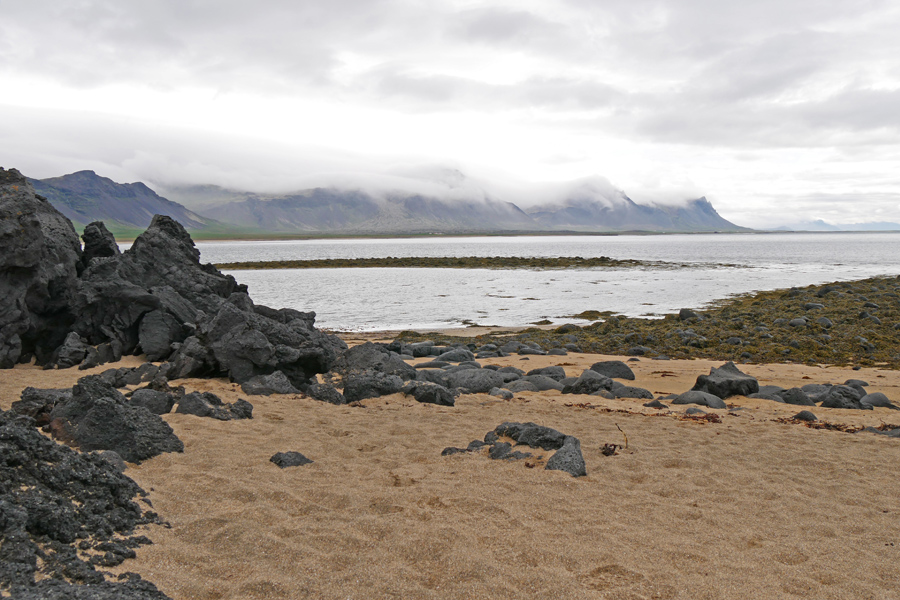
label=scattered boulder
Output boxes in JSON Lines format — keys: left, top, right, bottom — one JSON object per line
{"left": 506, "top": 380, "right": 539, "bottom": 393}
{"left": 240, "top": 370, "right": 300, "bottom": 395}
{"left": 443, "top": 368, "right": 509, "bottom": 394}
{"left": 494, "top": 422, "right": 567, "bottom": 450}
{"left": 128, "top": 388, "right": 177, "bottom": 415}
{"left": 775, "top": 388, "right": 815, "bottom": 406}
{"left": 47, "top": 375, "right": 184, "bottom": 463}
{"left": 589, "top": 360, "right": 635, "bottom": 380}
{"left": 672, "top": 390, "right": 727, "bottom": 409}
{"left": 343, "top": 370, "right": 404, "bottom": 402}
{"left": 544, "top": 436, "right": 587, "bottom": 477}
{"left": 175, "top": 391, "right": 253, "bottom": 420}
{"left": 562, "top": 370, "right": 613, "bottom": 395}
{"left": 489, "top": 387, "right": 514, "bottom": 400}
{"left": 860, "top": 392, "right": 898, "bottom": 410}
{"left": 334, "top": 342, "right": 417, "bottom": 380}
{"left": 520, "top": 375, "right": 564, "bottom": 391}
{"left": 643, "top": 399, "right": 668, "bottom": 409}
{"left": 613, "top": 385, "right": 654, "bottom": 400}
{"left": 525, "top": 365, "right": 567, "bottom": 381}
{"left": 691, "top": 361, "right": 759, "bottom": 399}
{"left": 792, "top": 410, "right": 818, "bottom": 422}
{"left": 270, "top": 451, "right": 313, "bottom": 468}
{"left": 400, "top": 381, "right": 456, "bottom": 406}
{"left": 434, "top": 347, "right": 476, "bottom": 363}
{"left": 819, "top": 385, "right": 871, "bottom": 410}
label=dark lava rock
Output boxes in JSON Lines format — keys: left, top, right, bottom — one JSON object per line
{"left": 11, "top": 387, "right": 72, "bottom": 425}
{"left": 860, "top": 392, "right": 898, "bottom": 409}
{"left": 489, "top": 387, "right": 514, "bottom": 400}
{"left": 435, "top": 347, "right": 476, "bottom": 363}
{"left": 691, "top": 361, "right": 759, "bottom": 399}
{"left": 79, "top": 220, "right": 120, "bottom": 268}
{"left": 128, "top": 388, "right": 176, "bottom": 415}
{"left": 520, "top": 375, "right": 564, "bottom": 391}
{"left": 2, "top": 193, "right": 346, "bottom": 389}
{"left": 589, "top": 360, "right": 636, "bottom": 380}
{"left": 343, "top": 370, "right": 404, "bottom": 402}
{"left": 400, "top": 381, "right": 456, "bottom": 406}
{"left": 613, "top": 386, "right": 654, "bottom": 400}
{"left": 544, "top": 436, "right": 587, "bottom": 477}
{"left": 844, "top": 378, "right": 869, "bottom": 387}
{"left": 52, "top": 332, "right": 90, "bottom": 369}
{"left": 306, "top": 383, "right": 347, "bottom": 405}
{"left": 270, "top": 451, "right": 313, "bottom": 468}
{"left": 73, "top": 215, "right": 346, "bottom": 386}
{"left": 443, "top": 369, "right": 509, "bottom": 394}
{"left": 0, "top": 168, "right": 82, "bottom": 368}
{"left": 679, "top": 308, "right": 700, "bottom": 320}
{"left": 517, "top": 345, "right": 547, "bottom": 355}
{"left": 334, "top": 342, "right": 417, "bottom": 380}
{"left": 489, "top": 442, "right": 513, "bottom": 459}
{"left": 175, "top": 391, "right": 253, "bottom": 420}
{"left": 672, "top": 390, "right": 727, "bottom": 409}
{"left": 562, "top": 369, "right": 614, "bottom": 395}
{"left": 525, "top": 365, "right": 567, "bottom": 381}
{"left": 506, "top": 380, "right": 539, "bottom": 393}
{"left": 48, "top": 375, "right": 184, "bottom": 463}
{"left": 137, "top": 309, "right": 183, "bottom": 362}
{"left": 494, "top": 422, "right": 567, "bottom": 450}
{"left": 240, "top": 370, "right": 300, "bottom": 395}
{"left": 862, "top": 426, "right": 900, "bottom": 438}
{"left": 819, "top": 385, "right": 871, "bottom": 410}
{"left": 792, "top": 410, "right": 818, "bottom": 422}
{"left": 0, "top": 408, "right": 168, "bottom": 597}
{"left": 643, "top": 399, "right": 668, "bottom": 409}
{"left": 441, "top": 446, "right": 468, "bottom": 456}
{"left": 775, "top": 388, "right": 815, "bottom": 406}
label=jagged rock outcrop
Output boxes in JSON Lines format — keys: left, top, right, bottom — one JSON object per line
{"left": 0, "top": 168, "right": 82, "bottom": 367}
{"left": 1, "top": 174, "right": 346, "bottom": 388}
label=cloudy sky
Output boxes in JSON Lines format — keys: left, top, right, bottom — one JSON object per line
{"left": 2, "top": 0, "right": 899, "bottom": 228}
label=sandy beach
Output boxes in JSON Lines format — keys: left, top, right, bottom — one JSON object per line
{"left": 3, "top": 346, "right": 900, "bottom": 599}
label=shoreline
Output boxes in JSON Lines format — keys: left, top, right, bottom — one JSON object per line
{"left": 3, "top": 349, "right": 900, "bottom": 598}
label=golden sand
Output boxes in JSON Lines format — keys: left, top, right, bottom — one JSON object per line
{"left": 2, "top": 351, "right": 900, "bottom": 599}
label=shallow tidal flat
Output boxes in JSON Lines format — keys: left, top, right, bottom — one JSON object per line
{"left": 399, "top": 275, "right": 900, "bottom": 368}
{"left": 2, "top": 353, "right": 900, "bottom": 598}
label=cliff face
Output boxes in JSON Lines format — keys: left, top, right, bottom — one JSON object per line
{"left": 0, "top": 167, "right": 83, "bottom": 367}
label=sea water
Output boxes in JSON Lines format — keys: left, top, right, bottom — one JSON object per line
{"left": 183, "top": 233, "right": 900, "bottom": 331}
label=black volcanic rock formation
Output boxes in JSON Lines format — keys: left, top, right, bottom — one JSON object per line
{"left": 0, "top": 409, "right": 171, "bottom": 598}
{"left": 0, "top": 168, "right": 83, "bottom": 367}
{"left": 0, "top": 168, "right": 347, "bottom": 389}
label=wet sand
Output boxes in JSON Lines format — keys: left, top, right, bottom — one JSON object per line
{"left": 2, "top": 351, "right": 900, "bottom": 599}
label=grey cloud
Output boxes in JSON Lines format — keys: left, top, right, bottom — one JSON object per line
{"left": 363, "top": 66, "right": 622, "bottom": 111}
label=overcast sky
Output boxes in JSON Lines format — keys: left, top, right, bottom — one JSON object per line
{"left": 2, "top": 0, "right": 899, "bottom": 228}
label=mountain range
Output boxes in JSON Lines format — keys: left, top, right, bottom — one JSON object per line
{"left": 27, "top": 169, "right": 748, "bottom": 236}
